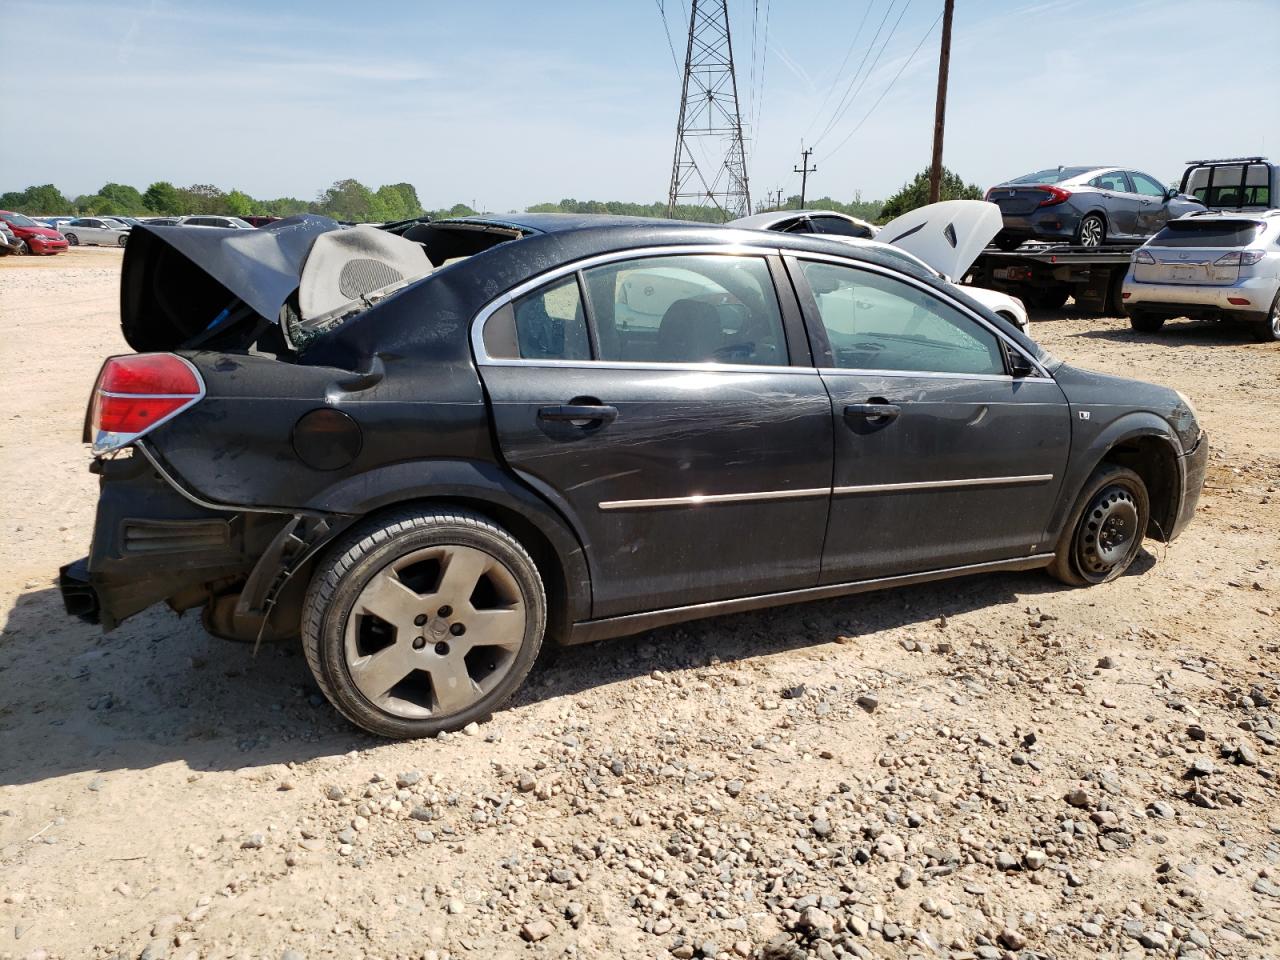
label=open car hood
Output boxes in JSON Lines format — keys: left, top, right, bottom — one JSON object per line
{"left": 877, "top": 200, "right": 1002, "bottom": 281}
{"left": 119, "top": 215, "right": 431, "bottom": 352}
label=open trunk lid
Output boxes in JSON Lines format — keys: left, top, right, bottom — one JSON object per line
{"left": 877, "top": 200, "right": 1003, "bottom": 281}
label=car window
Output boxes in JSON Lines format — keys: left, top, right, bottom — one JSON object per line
{"left": 583, "top": 254, "right": 787, "bottom": 366}
{"left": 1129, "top": 172, "right": 1167, "bottom": 198}
{"left": 507, "top": 275, "right": 590, "bottom": 361}
{"left": 800, "top": 260, "right": 1006, "bottom": 376}
{"left": 1149, "top": 220, "right": 1262, "bottom": 247}
{"left": 810, "top": 216, "right": 872, "bottom": 238}
{"left": 1009, "top": 167, "right": 1095, "bottom": 185}
{"left": 1088, "top": 172, "right": 1129, "bottom": 192}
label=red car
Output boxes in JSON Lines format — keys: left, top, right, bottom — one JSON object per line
{"left": 0, "top": 211, "right": 69, "bottom": 255}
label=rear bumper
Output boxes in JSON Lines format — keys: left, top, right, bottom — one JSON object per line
{"left": 1123, "top": 275, "right": 1277, "bottom": 321}
{"left": 997, "top": 210, "right": 1082, "bottom": 242}
{"left": 60, "top": 450, "right": 292, "bottom": 630}
{"left": 1171, "top": 431, "right": 1208, "bottom": 540}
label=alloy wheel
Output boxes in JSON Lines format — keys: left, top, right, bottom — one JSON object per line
{"left": 1078, "top": 216, "right": 1104, "bottom": 248}
{"left": 16, "top": 240, "right": 28, "bottom": 256}
{"left": 1074, "top": 484, "right": 1139, "bottom": 580}
{"left": 342, "top": 544, "right": 526, "bottom": 719}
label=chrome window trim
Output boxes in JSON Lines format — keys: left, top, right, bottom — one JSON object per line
{"left": 818, "top": 366, "right": 1055, "bottom": 385}
{"left": 791, "top": 251, "right": 1053, "bottom": 379}
{"left": 471, "top": 243, "right": 786, "bottom": 367}
{"left": 483, "top": 358, "right": 821, "bottom": 375}
{"left": 597, "top": 474, "right": 1055, "bottom": 511}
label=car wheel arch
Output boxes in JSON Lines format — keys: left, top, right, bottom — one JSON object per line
{"left": 300, "top": 459, "right": 592, "bottom": 635}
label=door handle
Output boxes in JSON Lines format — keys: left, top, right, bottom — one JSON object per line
{"left": 537, "top": 404, "right": 619, "bottom": 424}
{"left": 845, "top": 402, "right": 901, "bottom": 424}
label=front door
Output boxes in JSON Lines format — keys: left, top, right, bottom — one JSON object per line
{"left": 476, "top": 250, "right": 834, "bottom": 618}
{"left": 1129, "top": 170, "right": 1173, "bottom": 236}
{"left": 787, "top": 256, "right": 1071, "bottom": 583}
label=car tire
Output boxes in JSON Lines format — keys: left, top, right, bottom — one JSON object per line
{"left": 1074, "top": 213, "right": 1106, "bottom": 248}
{"left": 15, "top": 239, "right": 29, "bottom": 255}
{"left": 64, "top": 233, "right": 79, "bottom": 246}
{"left": 1048, "top": 464, "right": 1149, "bottom": 587}
{"left": 301, "top": 506, "right": 546, "bottom": 739}
{"left": 994, "top": 236, "right": 1023, "bottom": 252}
{"left": 1128, "top": 311, "right": 1165, "bottom": 333}
{"left": 1248, "top": 291, "right": 1280, "bottom": 343}
{"left": 1028, "top": 286, "right": 1069, "bottom": 310}
{"left": 118, "top": 235, "right": 128, "bottom": 247}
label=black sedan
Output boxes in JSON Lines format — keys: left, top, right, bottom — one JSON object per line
{"left": 60, "top": 213, "right": 1208, "bottom": 738}
{"left": 986, "top": 166, "right": 1204, "bottom": 249}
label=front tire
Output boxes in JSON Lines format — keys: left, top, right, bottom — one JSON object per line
{"left": 1074, "top": 213, "right": 1106, "bottom": 248}
{"left": 118, "top": 235, "right": 128, "bottom": 247}
{"left": 994, "top": 236, "right": 1023, "bottom": 252}
{"left": 15, "top": 239, "right": 29, "bottom": 255}
{"left": 1128, "top": 311, "right": 1165, "bottom": 333}
{"left": 1048, "top": 464, "right": 1149, "bottom": 586}
{"left": 1249, "top": 291, "right": 1280, "bottom": 343}
{"left": 302, "top": 507, "right": 546, "bottom": 739}
{"left": 64, "top": 232, "right": 79, "bottom": 246}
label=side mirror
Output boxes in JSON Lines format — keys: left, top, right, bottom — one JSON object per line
{"left": 1005, "top": 342, "right": 1036, "bottom": 378}
{"left": 1165, "top": 187, "right": 1180, "bottom": 201}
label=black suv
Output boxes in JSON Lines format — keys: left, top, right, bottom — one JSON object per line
{"left": 60, "top": 214, "right": 1207, "bottom": 738}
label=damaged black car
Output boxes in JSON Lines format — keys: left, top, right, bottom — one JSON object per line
{"left": 60, "top": 213, "right": 1208, "bottom": 738}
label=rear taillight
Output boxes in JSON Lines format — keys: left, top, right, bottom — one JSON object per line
{"left": 1134, "top": 250, "right": 1156, "bottom": 264}
{"left": 89, "top": 353, "right": 203, "bottom": 455}
{"left": 1214, "top": 250, "right": 1265, "bottom": 266}
{"left": 1036, "top": 185, "right": 1071, "bottom": 207}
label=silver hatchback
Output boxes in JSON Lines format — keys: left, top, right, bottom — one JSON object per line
{"left": 1122, "top": 211, "right": 1280, "bottom": 342}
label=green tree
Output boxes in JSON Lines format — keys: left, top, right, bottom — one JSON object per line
{"left": 0, "top": 184, "right": 71, "bottom": 213}
{"left": 224, "top": 189, "right": 254, "bottom": 216}
{"left": 879, "top": 167, "right": 983, "bottom": 221}
{"left": 143, "top": 181, "right": 181, "bottom": 214}
{"left": 260, "top": 196, "right": 311, "bottom": 218}
{"left": 96, "top": 182, "right": 146, "bottom": 213}
{"left": 315, "top": 178, "right": 376, "bottom": 222}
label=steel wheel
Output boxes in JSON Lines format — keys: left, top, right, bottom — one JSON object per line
{"left": 1076, "top": 214, "right": 1105, "bottom": 248}
{"left": 302, "top": 507, "right": 546, "bottom": 738}
{"left": 1048, "top": 464, "right": 1149, "bottom": 587}
{"left": 343, "top": 545, "right": 525, "bottom": 719}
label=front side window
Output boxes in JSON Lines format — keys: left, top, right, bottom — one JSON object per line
{"left": 1129, "top": 172, "right": 1167, "bottom": 198}
{"left": 583, "top": 254, "right": 787, "bottom": 365}
{"left": 800, "top": 261, "right": 1005, "bottom": 376}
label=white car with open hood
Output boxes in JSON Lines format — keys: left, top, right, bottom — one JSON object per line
{"left": 729, "top": 201, "right": 1029, "bottom": 332}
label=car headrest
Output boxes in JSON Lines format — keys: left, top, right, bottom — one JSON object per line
{"left": 658, "top": 299, "right": 722, "bottom": 362}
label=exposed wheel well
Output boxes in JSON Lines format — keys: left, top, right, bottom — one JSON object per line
{"left": 1100, "top": 436, "right": 1179, "bottom": 541}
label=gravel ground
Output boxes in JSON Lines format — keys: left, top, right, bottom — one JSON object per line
{"left": 1, "top": 248, "right": 1278, "bottom": 960}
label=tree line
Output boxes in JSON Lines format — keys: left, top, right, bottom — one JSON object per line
{"left": 0, "top": 167, "right": 981, "bottom": 224}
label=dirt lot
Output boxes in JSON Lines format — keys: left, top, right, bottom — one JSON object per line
{"left": 1, "top": 247, "right": 1278, "bottom": 960}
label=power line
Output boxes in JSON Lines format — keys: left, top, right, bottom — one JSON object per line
{"left": 654, "top": 0, "right": 683, "bottom": 77}
{"left": 801, "top": 0, "right": 876, "bottom": 143}
{"left": 822, "top": 10, "right": 943, "bottom": 162}
{"left": 811, "top": 0, "right": 900, "bottom": 147}
{"left": 815, "top": 0, "right": 914, "bottom": 149}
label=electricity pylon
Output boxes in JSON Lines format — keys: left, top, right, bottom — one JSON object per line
{"left": 665, "top": 0, "right": 751, "bottom": 220}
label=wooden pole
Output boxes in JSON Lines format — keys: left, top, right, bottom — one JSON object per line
{"left": 928, "top": 0, "right": 955, "bottom": 204}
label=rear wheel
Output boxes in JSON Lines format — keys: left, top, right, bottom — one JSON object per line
{"left": 1074, "top": 213, "right": 1106, "bottom": 248}
{"left": 117, "top": 235, "right": 127, "bottom": 247}
{"left": 302, "top": 507, "right": 546, "bottom": 739}
{"left": 1048, "top": 464, "right": 1149, "bottom": 586}
{"left": 1128, "top": 311, "right": 1165, "bottom": 333}
{"left": 1028, "top": 286, "right": 1069, "bottom": 310}
{"left": 1248, "top": 291, "right": 1280, "bottom": 343}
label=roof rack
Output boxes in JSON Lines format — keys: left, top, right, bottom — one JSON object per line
{"left": 1183, "top": 156, "right": 1268, "bottom": 165}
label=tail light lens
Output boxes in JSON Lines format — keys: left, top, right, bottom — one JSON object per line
{"left": 1214, "top": 250, "right": 1264, "bottom": 266}
{"left": 1134, "top": 250, "right": 1156, "bottom": 264}
{"left": 89, "top": 353, "right": 203, "bottom": 455}
{"left": 1036, "top": 185, "right": 1072, "bottom": 207}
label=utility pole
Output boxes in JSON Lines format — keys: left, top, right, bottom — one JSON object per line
{"left": 794, "top": 146, "right": 816, "bottom": 208}
{"left": 666, "top": 0, "right": 752, "bottom": 220}
{"left": 928, "top": 0, "right": 955, "bottom": 204}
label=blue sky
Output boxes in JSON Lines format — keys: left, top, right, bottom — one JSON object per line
{"left": 1, "top": 0, "right": 1277, "bottom": 210}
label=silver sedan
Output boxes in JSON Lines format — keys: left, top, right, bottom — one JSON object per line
{"left": 61, "top": 217, "right": 129, "bottom": 247}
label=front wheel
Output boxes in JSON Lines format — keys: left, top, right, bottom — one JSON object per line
{"left": 1249, "top": 291, "right": 1280, "bottom": 343}
{"left": 994, "top": 236, "right": 1023, "bottom": 252}
{"left": 1074, "top": 213, "right": 1106, "bottom": 248}
{"left": 301, "top": 507, "right": 546, "bottom": 739}
{"left": 1048, "top": 464, "right": 1149, "bottom": 586}
{"left": 1128, "top": 311, "right": 1165, "bottom": 333}
{"left": 118, "top": 235, "right": 128, "bottom": 247}
{"left": 64, "top": 232, "right": 79, "bottom": 246}
{"left": 15, "top": 239, "right": 29, "bottom": 255}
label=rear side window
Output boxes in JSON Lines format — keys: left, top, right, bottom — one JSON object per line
{"left": 810, "top": 216, "right": 874, "bottom": 239}
{"left": 1184, "top": 163, "right": 1273, "bottom": 207}
{"left": 583, "top": 254, "right": 787, "bottom": 366}
{"left": 800, "top": 260, "right": 1005, "bottom": 376}
{"left": 1088, "top": 172, "right": 1129, "bottom": 192}
{"left": 1150, "top": 221, "right": 1262, "bottom": 247}
{"left": 508, "top": 276, "right": 590, "bottom": 361}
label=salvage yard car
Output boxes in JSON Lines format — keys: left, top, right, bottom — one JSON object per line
{"left": 59, "top": 214, "right": 1207, "bottom": 738}
{"left": 61, "top": 217, "right": 130, "bottom": 247}
{"left": 1123, "top": 210, "right": 1280, "bottom": 341}
{"left": 0, "top": 210, "right": 68, "bottom": 255}
{"left": 986, "top": 166, "right": 1204, "bottom": 249}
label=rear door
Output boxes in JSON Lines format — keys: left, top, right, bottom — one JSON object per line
{"left": 787, "top": 254, "right": 1070, "bottom": 582}
{"left": 1087, "top": 171, "right": 1138, "bottom": 238}
{"left": 475, "top": 247, "right": 834, "bottom": 619}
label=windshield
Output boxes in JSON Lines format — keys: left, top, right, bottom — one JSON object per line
{"left": 1, "top": 212, "right": 37, "bottom": 228}
{"left": 1150, "top": 220, "right": 1262, "bottom": 247}
{"left": 1007, "top": 167, "right": 1096, "bottom": 185}
{"left": 229, "top": 218, "right": 253, "bottom": 229}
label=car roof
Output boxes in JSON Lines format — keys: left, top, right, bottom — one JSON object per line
{"left": 728, "top": 209, "right": 860, "bottom": 230}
